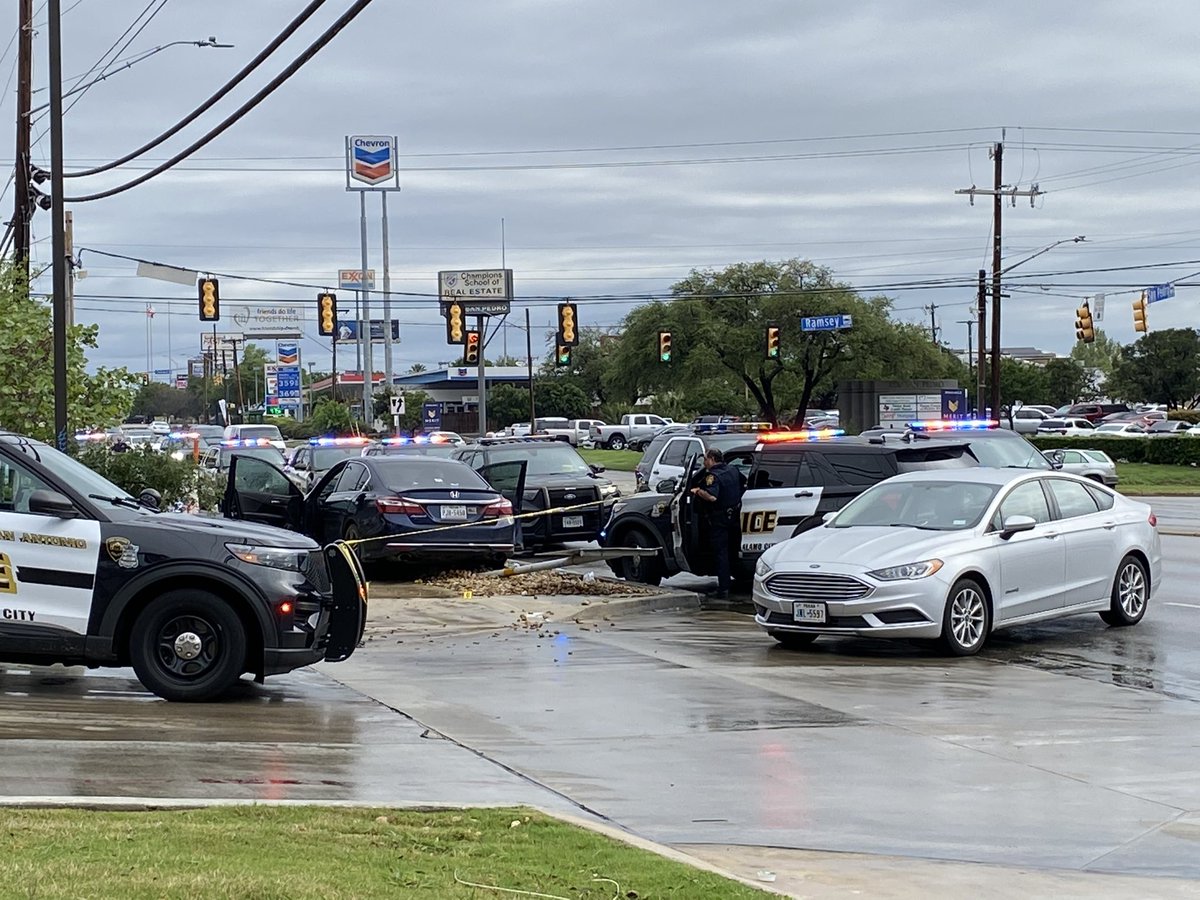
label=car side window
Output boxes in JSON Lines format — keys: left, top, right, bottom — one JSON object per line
{"left": 333, "top": 463, "right": 368, "bottom": 493}
{"left": 747, "top": 457, "right": 796, "bottom": 490}
{"left": 0, "top": 455, "right": 54, "bottom": 514}
{"left": 824, "top": 452, "right": 892, "bottom": 486}
{"left": 648, "top": 416, "right": 665, "bottom": 426}
{"left": 1047, "top": 479, "right": 1099, "bottom": 519}
{"left": 659, "top": 439, "right": 689, "bottom": 468}
{"left": 1083, "top": 484, "right": 1116, "bottom": 510}
{"left": 1062, "top": 450, "right": 1085, "bottom": 464}
{"left": 997, "top": 481, "right": 1052, "bottom": 526}
{"left": 233, "top": 458, "right": 292, "bottom": 495}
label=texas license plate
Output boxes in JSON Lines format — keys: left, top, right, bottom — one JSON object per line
{"left": 441, "top": 505, "right": 468, "bottom": 521}
{"left": 562, "top": 515, "right": 584, "bottom": 529}
{"left": 793, "top": 602, "right": 826, "bottom": 623}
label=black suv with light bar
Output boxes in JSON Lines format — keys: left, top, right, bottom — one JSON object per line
{"left": 600, "top": 427, "right": 977, "bottom": 586}
{"left": 451, "top": 436, "right": 620, "bottom": 548}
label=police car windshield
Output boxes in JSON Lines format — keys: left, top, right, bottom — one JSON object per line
{"left": 312, "top": 447, "right": 364, "bottom": 469}
{"left": 4, "top": 437, "right": 133, "bottom": 502}
{"left": 486, "top": 444, "right": 591, "bottom": 476}
{"left": 832, "top": 480, "right": 998, "bottom": 531}
{"left": 235, "top": 426, "right": 282, "bottom": 441}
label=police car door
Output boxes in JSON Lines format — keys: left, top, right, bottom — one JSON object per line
{"left": 223, "top": 455, "right": 304, "bottom": 532}
{"left": 0, "top": 451, "right": 101, "bottom": 637}
{"left": 650, "top": 437, "right": 702, "bottom": 492}
{"left": 738, "top": 450, "right": 822, "bottom": 563}
{"left": 669, "top": 452, "right": 709, "bottom": 573}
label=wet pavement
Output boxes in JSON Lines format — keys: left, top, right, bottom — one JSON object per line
{"left": 1, "top": 527, "right": 1199, "bottom": 889}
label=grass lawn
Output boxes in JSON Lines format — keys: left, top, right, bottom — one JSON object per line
{"left": 1116, "top": 463, "right": 1200, "bottom": 495}
{"left": 0, "top": 806, "right": 767, "bottom": 899}
{"left": 579, "top": 447, "right": 642, "bottom": 471}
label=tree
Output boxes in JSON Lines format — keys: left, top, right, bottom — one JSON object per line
{"left": 486, "top": 378, "right": 591, "bottom": 426}
{"left": 0, "top": 262, "right": 139, "bottom": 439}
{"left": 308, "top": 398, "right": 355, "bottom": 434}
{"left": 540, "top": 331, "right": 609, "bottom": 406}
{"left": 1108, "top": 328, "right": 1200, "bottom": 408}
{"left": 1041, "top": 358, "right": 1095, "bottom": 406}
{"left": 1069, "top": 328, "right": 1122, "bottom": 377}
{"left": 407, "top": 363, "right": 427, "bottom": 374}
{"left": 373, "top": 389, "right": 431, "bottom": 433}
{"left": 130, "top": 382, "right": 199, "bottom": 421}
{"left": 487, "top": 384, "right": 529, "bottom": 427}
{"left": 996, "top": 358, "right": 1049, "bottom": 413}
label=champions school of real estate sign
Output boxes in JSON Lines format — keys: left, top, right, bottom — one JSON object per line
{"left": 345, "top": 135, "right": 399, "bottom": 189}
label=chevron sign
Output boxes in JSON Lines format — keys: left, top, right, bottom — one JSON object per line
{"left": 348, "top": 135, "right": 397, "bottom": 187}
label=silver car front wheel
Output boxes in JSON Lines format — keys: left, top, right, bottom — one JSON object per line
{"left": 939, "top": 578, "right": 990, "bottom": 656}
{"left": 1101, "top": 555, "right": 1148, "bottom": 627}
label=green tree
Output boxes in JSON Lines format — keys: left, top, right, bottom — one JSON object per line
{"left": 407, "top": 363, "right": 427, "bottom": 374}
{"left": 1069, "top": 328, "right": 1122, "bottom": 377}
{"left": 308, "top": 398, "right": 355, "bottom": 434}
{"left": 1108, "top": 328, "right": 1200, "bottom": 408}
{"left": 1041, "top": 358, "right": 1094, "bottom": 406}
{"left": 996, "top": 358, "right": 1049, "bottom": 411}
{"left": 0, "top": 262, "right": 139, "bottom": 439}
{"left": 130, "top": 382, "right": 199, "bottom": 421}
{"left": 373, "top": 389, "right": 431, "bottom": 433}
{"left": 540, "top": 331, "right": 610, "bottom": 406}
{"left": 487, "top": 384, "right": 529, "bottom": 427}
{"left": 534, "top": 378, "right": 591, "bottom": 419}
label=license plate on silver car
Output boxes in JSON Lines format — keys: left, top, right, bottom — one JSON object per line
{"left": 442, "top": 505, "right": 468, "bottom": 521}
{"left": 793, "top": 602, "right": 826, "bottom": 623}
{"left": 562, "top": 515, "right": 584, "bottom": 529}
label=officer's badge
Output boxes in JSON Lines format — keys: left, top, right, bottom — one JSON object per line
{"left": 105, "top": 537, "right": 140, "bottom": 569}
{"left": 705, "top": 474, "right": 714, "bottom": 486}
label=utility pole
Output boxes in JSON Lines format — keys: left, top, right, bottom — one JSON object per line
{"left": 924, "top": 303, "right": 939, "bottom": 344}
{"left": 64, "top": 210, "right": 74, "bottom": 327}
{"left": 955, "top": 138, "right": 1043, "bottom": 416}
{"left": 976, "top": 269, "right": 987, "bottom": 414}
{"left": 526, "top": 307, "right": 535, "bottom": 429}
{"left": 12, "top": 0, "right": 33, "bottom": 275}
{"left": 47, "top": 0, "right": 68, "bottom": 449}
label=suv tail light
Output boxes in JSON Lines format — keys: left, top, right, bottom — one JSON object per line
{"left": 377, "top": 497, "right": 425, "bottom": 516}
{"left": 482, "top": 498, "right": 513, "bottom": 517}
{"left": 1149, "top": 512, "right": 1158, "bottom": 527}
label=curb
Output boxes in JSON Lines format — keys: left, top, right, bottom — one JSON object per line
{"left": 0, "top": 798, "right": 787, "bottom": 897}
{"left": 1158, "top": 527, "right": 1200, "bottom": 537}
{"left": 572, "top": 589, "right": 701, "bottom": 622}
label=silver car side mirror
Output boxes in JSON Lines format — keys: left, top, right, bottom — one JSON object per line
{"left": 1000, "top": 514, "right": 1037, "bottom": 539}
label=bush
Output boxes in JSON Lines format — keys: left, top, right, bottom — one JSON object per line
{"left": 1167, "top": 409, "right": 1200, "bottom": 424}
{"left": 264, "top": 415, "right": 318, "bottom": 441}
{"left": 1031, "top": 435, "right": 1200, "bottom": 465}
{"left": 75, "top": 446, "right": 216, "bottom": 508}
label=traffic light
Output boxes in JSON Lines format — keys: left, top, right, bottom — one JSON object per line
{"left": 445, "top": 302, "right": 465, "bottom": 344}
{"left": 317, "top": 292, "right": 337, "bottom": 337}
{"left": 1133, "top": 292, "right": 1148, "bottom": 333}
{"left": 557, "top": 302, "right": 578, "bottom": 346}
{"left": 198, "top": 278, "right": 220, "bottom": 322}
{"left": 658, "top": 331, "right": 672, "bottom": 363}
{"left": 556, "top": 344, "right": 572, "bottom": 368}
{"left": 1075, "top": 301, "right": 1095, "bottom": 343}
{"left": 464, "top": 330, "right": 481, "bottom": 365}
{"left": 765, "top": 325, "right": 781, "bottom": 360}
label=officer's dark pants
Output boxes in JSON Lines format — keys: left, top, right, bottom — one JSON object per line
{"left": 709, "top": 512, "right": 731, "bottom": 592}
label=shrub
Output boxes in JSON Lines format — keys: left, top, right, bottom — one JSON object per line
{"left": 1167, "top": 409, "right": 1200, "bottom": 424}
{"left": 73, "top": 445, "right": 229, "bottom": 509}
{"left": 1031, "top": 435, "right": 1200, "bottom": 465}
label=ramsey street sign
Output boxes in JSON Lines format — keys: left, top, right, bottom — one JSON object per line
{"left": 800, "top": 314, "right": 853, "bottom": 332}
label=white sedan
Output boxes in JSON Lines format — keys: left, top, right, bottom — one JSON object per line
{"left": 1037, "top": 417, "right": 1096, "bottom": 437}
{"left": 1093, "top": 422, "right": 1148, "bottom": 437}
{"left": 753, "top": 468, "right": 1160, "bottom": 655}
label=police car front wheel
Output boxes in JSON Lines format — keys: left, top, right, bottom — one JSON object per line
{"left": 129, "top": 590, "right": 248, "bottom": 702}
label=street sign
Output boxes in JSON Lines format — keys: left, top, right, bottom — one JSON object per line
{"left": 338, "top": 269, "right": 376, "bottom": 291}
{"left": 1146, "top": 283, "right": 1175, "bottom": 304}
{"left": 800, "top": 314, "right": 853, "bottom": 332}
{"left": 334, "top": 320, "right": 400, "bottom": 344}
{"left": 438, "top": 269, "right": 513, "bottom": 316}
{"left": 1093, "top": 293, "right": 1106, "bottom": 322}
{"left": 389, "top": 394, "right": 405, "bottom": 416}
{"left": 422, "top": 402, "right": 443, "bottom": 430}
{"left": 346, "top": 135, "right": 399, "bottom": 189}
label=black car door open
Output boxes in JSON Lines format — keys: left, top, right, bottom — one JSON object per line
{"left": 671, "top": 454, "right": 708, "bottom": 574}
{"left": 477, "top": 460, "right": 527, "bottom": 515}
{"left": 223, "top": 455, "right": 304, "bottom": 531}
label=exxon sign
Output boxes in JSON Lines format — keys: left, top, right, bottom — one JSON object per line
{"left": 347, "top": 135, "right": 398, "bottom": 187}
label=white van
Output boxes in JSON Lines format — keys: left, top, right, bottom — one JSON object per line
{"left": 222, "top": 423, "right": 286, "bottom": 451}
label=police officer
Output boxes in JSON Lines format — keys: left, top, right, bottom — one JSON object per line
{"left": 689, "top": 447, "right": 742, "bottom": 598}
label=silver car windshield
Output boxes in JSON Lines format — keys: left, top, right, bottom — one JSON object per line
{"left": 831, "top": 480, "right": 1000, "bottom": 531}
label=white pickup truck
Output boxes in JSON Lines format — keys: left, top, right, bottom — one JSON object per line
{"left": 590, "top": 414, "right": 671, "bottom": 450}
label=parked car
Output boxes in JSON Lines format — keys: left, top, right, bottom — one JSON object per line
{"left": 453, "top": 437, "right": 620, "bottom": 548}
{"left": 199, "top": 441, "right": 286, "bottom": 476}
{"left": 1024, "top": 405, "right": 1058, "bottom": 417}
{"left": 284, "top": 437, "right": 372, "bottom": 490}
{"left": 629, "top": 422, "right": 686, "bottom": 453}
{"left": 1063, "top": 403, "right": 1131, "bottom": 423}
{"left": 1000, "top": 407, "right": 1049, "bottom": 435}
{"left": 540, "top": 419, "right": 605, "bottom": 446}
{"left": 1094, "top": 422, "right": 1147, "bottom": 437}
{"left": 1051, "top": 448, "right": 1118, "bottom": 486}
{"left": 362, "top": 436, "right": 459, "bottom": 458}
{"left": 1037, "top": 417, "right": 1096, "bottom": 437}
{"left": 752, "top": 468, "right": 1159, "bottom": 654}
{"left": 632, "top": 425, "right": 692, "bottom": 487}
{"left": 223, "top": 423, "right": 286, "bottom": 451}
{"left": 590, "top": 414, "right": 672, "bottom": 450}
{"left": 1146, "top": 420, "right": 1192, "bottom": 437}
{"left": 224, "top": 454, "right": 526, "bottom": 565}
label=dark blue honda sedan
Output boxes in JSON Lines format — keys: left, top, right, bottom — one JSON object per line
{"left": 224, "top": 454, "right": 528, "bottom": 566}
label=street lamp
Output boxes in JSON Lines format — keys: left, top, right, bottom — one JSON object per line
{"left": 1000, "top": 235, "right": 1087, "bottom": 276}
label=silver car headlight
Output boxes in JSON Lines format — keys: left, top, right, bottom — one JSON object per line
{"left": 226, "top": 543, "right": 307, "bottom": 572}
{"left": 755, "top": 557, "right": 773, "bottom": 578}
{"left": 867, "top": 559, "right": 944, "bottom": 581}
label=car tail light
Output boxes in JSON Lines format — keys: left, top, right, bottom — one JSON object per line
{"left": 482, "top": 499, "right": 513, "bottom": 517}
{"left": 377, "top": 497, "right": 425, "bottom": 516}
{"left": 1149, "top": 512, "right": 1158, "bottom": 527}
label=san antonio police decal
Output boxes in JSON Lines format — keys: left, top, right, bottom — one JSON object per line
{"left": 105, "top": 537, "right": 140, "bottom": 569}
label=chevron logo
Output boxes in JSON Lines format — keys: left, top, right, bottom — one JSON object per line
{"left": 350, "top": 137, "right": 395, "bottom": 185}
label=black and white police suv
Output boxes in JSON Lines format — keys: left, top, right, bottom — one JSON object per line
{"left": 0, "top": 433, "right": 366, "bottom": 702}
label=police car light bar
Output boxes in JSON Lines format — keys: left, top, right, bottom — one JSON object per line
{"left": 758, "top": 428, "right": 846, "bottom": 443}
{"left": 907, "top": 419, "right": 998, "bottom": 432}
{"left": 224, "top": 439, "right": 275, "bottom": 447}
{"left": 310, "top": 436, "right": 369, "bottom": 446}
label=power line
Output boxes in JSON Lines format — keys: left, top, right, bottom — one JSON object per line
{"left": 60, "top": 0, "right": 376, "bottom": 202}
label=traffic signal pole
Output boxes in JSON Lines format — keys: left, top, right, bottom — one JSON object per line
{"left": 47, "top": 0, "right": 68, "bottom": 449}
{"left": 477, "top": 315, "right": 487, "bottom": 434}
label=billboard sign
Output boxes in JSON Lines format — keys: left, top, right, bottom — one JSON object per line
{"left": 346, "top": 135, "right": 398, "bottom": 189}
{"left": 276, "top": 342, "right": 299, "bottom": 365}
{"left": 438, "top": 269, "right": 513, "bottom": 316}
{"left": 422, "top": 402, "right": 443, "bottom": 430}
{"left": 334, "top": 320, "right": 400, "bottom": 344}
{"left": 338, "top": 269, "right": 376, "bottom": 291}
{"left": 189, "top": 357, "right": 205, "bottom": 378}
{"left": 231, "top": 306, "right": 302, "bottom": 331}
{"left": 175, "top": 375, "right": 189, "bottom": 390}
{"left": 201, "top": 332, "right": 243, "bottom": 352}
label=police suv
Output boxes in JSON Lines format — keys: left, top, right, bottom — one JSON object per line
{"left": 0, "top": 433, "right": 366, "bottom": 702}
{"left": 599, "top": 422, "right": 1031, "bottom": 585}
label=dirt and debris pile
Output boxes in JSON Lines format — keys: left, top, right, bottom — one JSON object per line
{"left": 417, "top": 569, "right": 658, "bottom": 599}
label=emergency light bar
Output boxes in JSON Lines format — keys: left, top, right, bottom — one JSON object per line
{"left": 757, "top": 428, "right": 846, "bottom": 443}
{"left": 907, "top": 419, "right": 998, "bottom": 432}
{"left": 379, "top": 435, "right": 447, "bottom": 445}
{"left": 310, "top": 436, "right": 369, "bottom": 446}
{"left": 224, "top": 439, "right": 275, "bottom": 447}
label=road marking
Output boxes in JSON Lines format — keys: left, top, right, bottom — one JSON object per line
{"left": 1164, "top": 602, "right": 1200, "bottom": 610}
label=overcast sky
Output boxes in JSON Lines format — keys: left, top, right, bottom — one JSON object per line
{"left": 11, "top": 0, "right": 1200, "bottom": 379}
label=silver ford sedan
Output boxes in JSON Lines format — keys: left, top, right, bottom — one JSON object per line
{"left": 753, "top": 468, "right": 1161, "bottom": 655}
